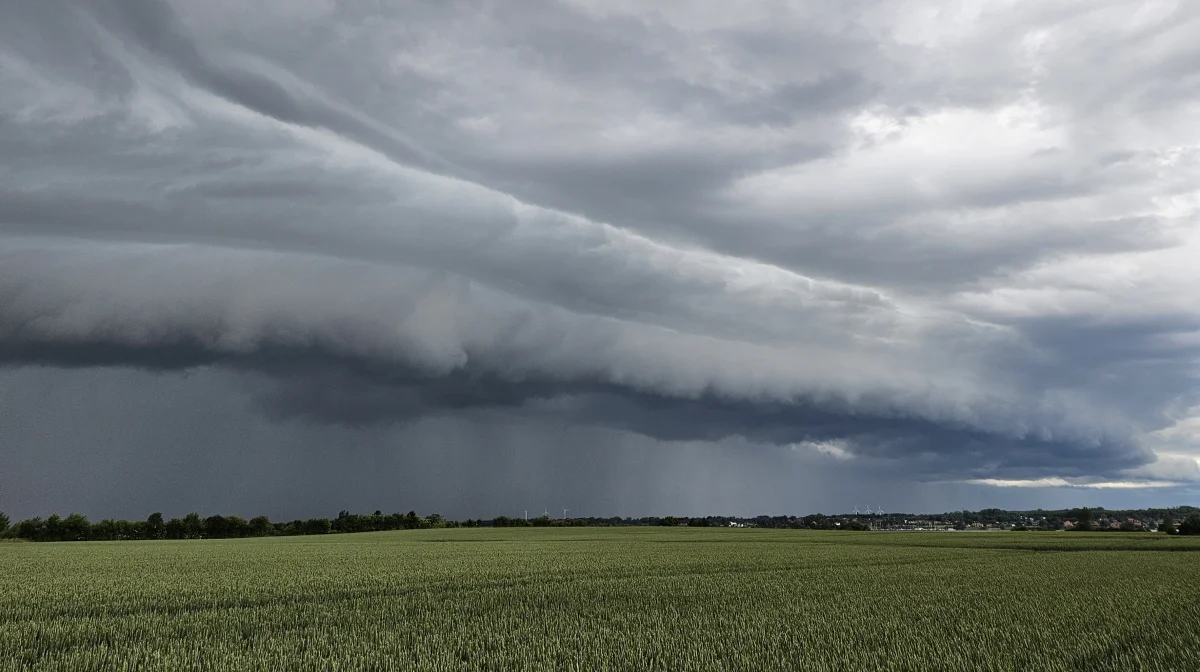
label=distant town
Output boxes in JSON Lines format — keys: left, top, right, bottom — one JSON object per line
{"left": 497, "top": 506, "right": 1199, "bottom": 533}
{"left": 705, "top": 506, "right": 1199, "bottom": 533}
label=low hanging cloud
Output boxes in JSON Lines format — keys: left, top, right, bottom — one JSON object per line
{"left": 2, "top": 0, "right": 1199, "bottom": 489}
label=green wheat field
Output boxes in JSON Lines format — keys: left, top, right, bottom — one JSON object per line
{"left": 3, "top": 528, "right": 1199, "bottom": 671}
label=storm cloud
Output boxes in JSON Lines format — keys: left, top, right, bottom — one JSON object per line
{"left": 2, "top": 1, "right": 1199, "bottom": 517}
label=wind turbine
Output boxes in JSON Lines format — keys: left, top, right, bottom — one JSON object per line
{"left": 853, "top": 505, "right": 860, "bottom": 517}
{"left": 543, "top": 508, "right": 549, "bottom": 518}
{"left": 865, "top": 505, "right": 873, "bottom": 516}
{"left": 523, "top": 510, "right": 528, "bottom": 522}
{"left": 562, "top": 508, "right": 569, "bottom": 519}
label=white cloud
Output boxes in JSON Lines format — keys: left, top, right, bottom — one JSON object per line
{"left": 968, "top": 478, "right": 1185, "bottom": 489}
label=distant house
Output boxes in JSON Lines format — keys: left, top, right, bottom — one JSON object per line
{"left": 1063, "top": 520, "right": 1076, "bottom": 529}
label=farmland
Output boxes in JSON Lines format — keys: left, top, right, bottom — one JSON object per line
{"left": 3, "top": 529, "right": 1199, "bottom": 671}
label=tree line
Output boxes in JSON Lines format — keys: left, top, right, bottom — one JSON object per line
{"left": 0, "top": 511, "right": 870, "bottom": 540}
{"left": 0, "top": 510, "right": 483, "bottom": 542}
{"left": 2, "top": 507, "right": 1197, "bottom": 542}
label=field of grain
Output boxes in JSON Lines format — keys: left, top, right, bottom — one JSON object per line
{"left": 3, "top": 528, "right": 1199, "bottom": 671}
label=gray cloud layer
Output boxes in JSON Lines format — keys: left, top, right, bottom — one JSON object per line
{"left": 3, "top": 0, "right": 1200, "bottom": 513}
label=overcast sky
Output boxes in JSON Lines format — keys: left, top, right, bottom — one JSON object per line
{"left": 2, "top": 1, "right": 1199, "bottom": 521}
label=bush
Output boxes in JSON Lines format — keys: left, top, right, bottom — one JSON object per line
{"left": 1179, "top": 514, "right": 1200, "bottom": 536}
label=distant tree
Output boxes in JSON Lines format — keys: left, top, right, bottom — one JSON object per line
{"left": 182, "top": 513, "right": 203, "bottom": 539}
{"left": 226, "top": 516, "right": 250, "bottom": 538}
{"left": 1119, "top": 519, "right": 1138, "bottom": 532}
{"left": 333, "top": 510, "right": 361, "bottom": 534}
{"left": 802, "top": 514, "right": 833, "bottom": 530}
{"left": 301, "top": 518, "right": 332, "bottom": 535}
{"left": 44, "top": 514, "right": 69, "bottom": 541}
{"left": 1179, "top": 513, "right": 1200, "bottom": 536}
{"left": 63, "top": 513, "right": 91, "bottom": 541}
{"left": 164, "top": 517, "right": 185, "bottom": 539}
{"left": 249, "top": 516, "right": 273, "bottom": 537}
{"left": 1074, "top": 507, "right": 1094, "bottom": 531}
{"left": 91, "top": 519, "right": 117, "bottom": 541}
{"left": 0, "top": 511, "right": 9, "bottom": 536}
{"left": 203, "top": 515, "right": 229, "bottom": 538}
{"left": 1160, "top": 515, "right": 1176, "bottom": 535}
{"left": 146, "top": 512, "right": 165, "bottom": 540}
{"left": 14, "top": 517, "right": 45, "bottom": 541}
{"left": 115, "top": 519, "right": 138, "bottom": 540}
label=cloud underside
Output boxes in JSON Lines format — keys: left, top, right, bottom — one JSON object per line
{"left": 0, "top": 242, "right": 1155, "bottom": 482}
{"left": 2, "top": 0, "right": 1199, "bottom": 487}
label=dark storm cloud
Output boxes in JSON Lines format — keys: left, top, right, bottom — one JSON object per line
{"left": 0, "top": 267, "right": 1157, "bottom": 483}
{"left": 0, "top": 333, "right": 1151, "bottom": 485}
{"left": 2, "top": 0, "right": 1199, "bottom": 506}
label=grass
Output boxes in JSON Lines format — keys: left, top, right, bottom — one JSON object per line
{"left": 2, "top": 528, "right": 1199, "bottom": 671}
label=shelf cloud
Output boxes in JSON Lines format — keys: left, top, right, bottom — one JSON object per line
{"left": 2, "top": 0, "right": 1199, "bottom": 516}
